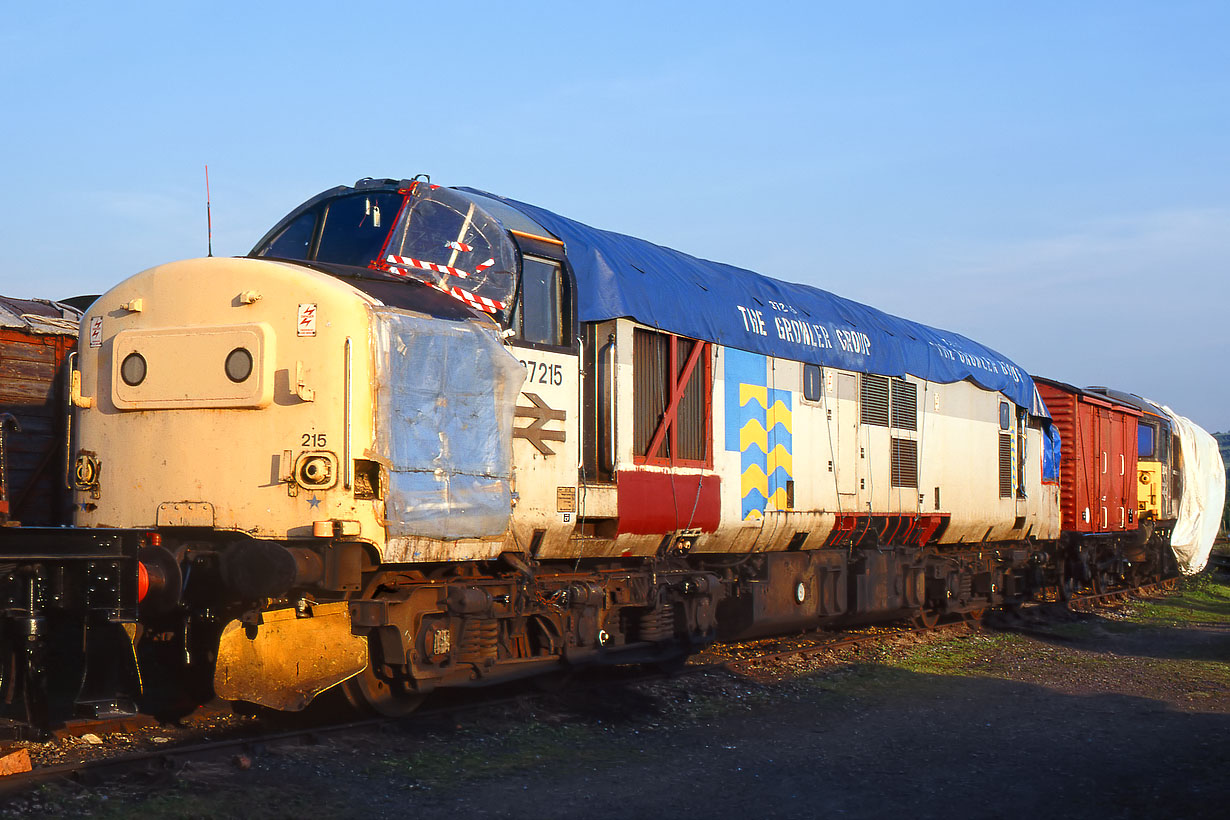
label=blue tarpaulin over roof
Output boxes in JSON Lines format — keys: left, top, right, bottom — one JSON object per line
{"left": 463, "top": 188, "right": 1047, "bottom": 416}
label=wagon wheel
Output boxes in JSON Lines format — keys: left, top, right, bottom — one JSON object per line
{"left": 965, "top": 607, "right": 986, "bottom": 623}
{"left": 913, "top": 607, "right": 941, "bottom": 629}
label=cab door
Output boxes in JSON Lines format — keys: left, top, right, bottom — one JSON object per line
{"left": 836, "top": 373, "right": 858, "bottom": 497}
{"left": 507, "top": 250, "right": 580, "bottom": 558}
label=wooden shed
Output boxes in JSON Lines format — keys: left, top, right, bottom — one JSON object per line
{"left": 0, "top": 296, "right": 81, "bottom": 525}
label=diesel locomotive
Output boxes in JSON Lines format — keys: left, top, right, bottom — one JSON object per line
{"left": 2, "top": 176, "right": 1223, "bottom": 726}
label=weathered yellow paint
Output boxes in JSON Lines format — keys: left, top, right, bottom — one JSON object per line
{"left": 74, "top": 258, "right": 386, "bottom": 545}
{"left": 111, "top": 323, "right": 274, "bottom": 409}
{"left": 1137, "top": 461, "right": 1162, "bottom": 517}
{"left": 213, "top": 601, "right": 367, "bottom": 711}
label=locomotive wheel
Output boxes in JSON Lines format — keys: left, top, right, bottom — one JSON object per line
{"left": 914, "top": 608, "right": 941, "bottom": 629}
{"left": 341, "top": 658, "right": 424, "bottom": 718}
{"left": 965, "top": 607, "right": 986, "bottom": 623}
{"left": 341, "top": 573, "right": 424, "bottom": 718}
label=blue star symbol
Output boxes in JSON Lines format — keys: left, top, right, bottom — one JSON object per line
{"left": 307, "top": 494, "right": 322, "bottom": 509}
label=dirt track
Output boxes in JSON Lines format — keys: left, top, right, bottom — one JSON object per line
{"left": 2, "top": 577, "right": 1227, "bottom": 819}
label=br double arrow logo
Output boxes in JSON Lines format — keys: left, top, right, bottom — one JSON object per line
{"left": 513, "top": 392, "right": 566, "bottom": 455}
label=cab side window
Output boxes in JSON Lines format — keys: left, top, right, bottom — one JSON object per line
{"left": 260, "top": 211, "right": 317, "bottom": 260}
{"left": 512, "top": 256, "right": 568, "bottom": 347}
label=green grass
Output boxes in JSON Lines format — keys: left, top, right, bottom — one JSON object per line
{"left": 377, "top": 721, "right": 619, "bottom": 786}
{"left": 801, "top": 573, "right": 1230, "bottom": 694}
{"left": 1119, "top": 574, "right": 1230, "bottom": 626}
{"left": 891, "top": 631, "right": 1023, "bottom": 677}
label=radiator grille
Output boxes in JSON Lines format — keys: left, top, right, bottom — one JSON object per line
{"left": 632, "top": 327, "right": 709, "bottom": 466}
{"left": 674, "top": 337, "right": 706, "bottom": 461}
{"left": 633, "top": 328, "right": 670, "bottom": 459}
{"left": 998, "top": 433, "right": 1013, "bottom": 498}
{"left": 891, "top": 380, "right": 917, "bottom": 430}
{"left": 860, "top": 374, "right": 890, "bottom": 426}
{"left": 891, "top": 438, "right": 918, "bottom": 488}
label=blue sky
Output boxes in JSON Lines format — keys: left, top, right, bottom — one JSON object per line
{"left": 2, "top": 2, "right": 1227, "bottom": 431}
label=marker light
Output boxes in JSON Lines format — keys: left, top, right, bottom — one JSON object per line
{"left": 121, "top": 352, "right": 147, "bottom": 386}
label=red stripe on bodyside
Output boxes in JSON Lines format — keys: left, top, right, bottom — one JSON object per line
{"left": 615, "top": 471, "right": 720, "bottom": 535}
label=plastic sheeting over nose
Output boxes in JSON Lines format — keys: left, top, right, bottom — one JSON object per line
{"left": 371, "top": 310, "right": 525, "bottom": 543}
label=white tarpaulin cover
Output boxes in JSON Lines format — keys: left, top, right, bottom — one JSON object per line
{"left": 372, "top": 310, "right": 524, "bottom": 543}
{"left": 1154, "top": 403, "right": 1225, "bottom": 574}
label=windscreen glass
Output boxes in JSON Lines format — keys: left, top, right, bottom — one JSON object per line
{"left": 383, "top": 187, "right": 518, "bottom": 311}
{"left": 315, "top": 192, "right": 405, "bottom": 266}
{"left": 1139, "top": 422, "right": 1156, "bottom": 458}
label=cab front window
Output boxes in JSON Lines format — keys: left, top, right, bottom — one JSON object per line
{"left": 315, "top": 192, "right": 404, "bottom": 266}
{"left": 1138, "top": 422, "right": 1156, "bottom": 458}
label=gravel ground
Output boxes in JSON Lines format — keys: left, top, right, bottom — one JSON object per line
{"left": 2, "top": 575, "right": 1227, "bottom": 819}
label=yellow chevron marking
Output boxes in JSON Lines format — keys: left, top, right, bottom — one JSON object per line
{"left": 740, "top": 419, "right": 768, "bottom": 453}
{"left": 766, "top": 445, "right": 793, "bottom": 477}
{"left": 741, "top": 422, "right": 796, "bottom": 455}
{"left": 765, "top": 401, "right": 793, "bottom": 434}
{"left": 739, "top": 384, "right": 768, "bottom": 409}
{"left": 741, "top": 463, "right": 769, "bottom": 496}
{"left": 743, "top": 509, "right": 763, "bottom": 522}
{"left": 766, "top": 487, "right": 790, "bottom": 511}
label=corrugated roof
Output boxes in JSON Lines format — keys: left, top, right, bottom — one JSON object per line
{"left": 0, "top": 297, "right": 80, "bottom": 336}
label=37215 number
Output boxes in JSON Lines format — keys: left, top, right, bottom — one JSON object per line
{"left": 519, "top": 360, "right": 563, "bottom": 386}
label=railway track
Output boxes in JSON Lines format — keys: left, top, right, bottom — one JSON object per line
{"left": 0, "top": 579, "right": 1182, "bottom": 797}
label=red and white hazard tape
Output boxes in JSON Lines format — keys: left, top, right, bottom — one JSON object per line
{"left": 386, "top": 254, "right": 472, "bottom": 279}
{"left": 382, "top": 256, "right": 506, "bottom": 313}
{"left": 445, "top": 241, "right": 473, "bottom": 252}
{"left": 432, "top": 282, "right": 507, "bottom": 313}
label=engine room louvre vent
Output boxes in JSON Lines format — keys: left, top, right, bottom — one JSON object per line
{"left": 633, "top": 328, "right": 671, "bottom": 459}
{"left": 632, "top": 327, "right": 711, "bottom": 467}
{"left": 891, "top": 379, "right": 917, "bottom": 430}
{"left": 860, "top": 374, "right": 890, "bottom": 427}
{"left": 891, "top": 437, "right": 918, "bottom": 488}
{"left": 998, "top": 433, "right": 1013, "bottom": 498}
